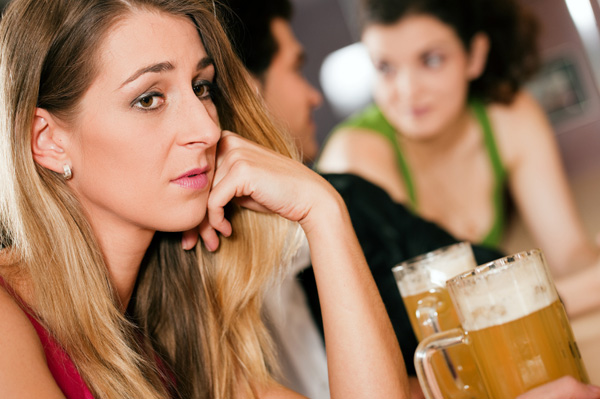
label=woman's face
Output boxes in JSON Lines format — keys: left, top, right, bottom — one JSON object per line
{"left": 363, "top": 14, "right": 484, "bottom": 140}
{"left": 65, "top": 10, "right": 220, "bottom": 234}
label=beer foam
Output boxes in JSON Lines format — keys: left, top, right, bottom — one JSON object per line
{"left": 395, "top": 243, "right": 476, "bottom": 297}
{"left": 451, "top": 255, "right": 558, "bottom": 331}
{"left": 395, "top": 269, "right": 432, "bottom": 297}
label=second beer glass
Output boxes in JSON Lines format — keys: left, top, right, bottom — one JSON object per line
{"left": 415, "top": 249, "right": 589, "bottom": 399}
{"left": 392, "top": 242, "right": 487, "bottom": 399}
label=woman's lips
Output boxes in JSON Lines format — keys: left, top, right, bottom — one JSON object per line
{"left": 409, "top": 106, "right": 430, "bottom": 118}
{"left": 171, "top": 168, "right": 209, "bottom": 190}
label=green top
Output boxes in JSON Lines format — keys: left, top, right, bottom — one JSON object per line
{"left": 325, "top": 100, "right": 506, "bottom": 248}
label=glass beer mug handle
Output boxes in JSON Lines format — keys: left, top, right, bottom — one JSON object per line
{"left": 414, "top": 328, "right": 468, "bottom": 399}
{"left": 415, "top": 295, "right": 442, "bottom": 337}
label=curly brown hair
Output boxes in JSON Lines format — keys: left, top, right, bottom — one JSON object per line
{"left": 360, "top": 0, "right": 540, "bottom": 104}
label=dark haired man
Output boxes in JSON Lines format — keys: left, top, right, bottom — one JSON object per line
{"left": 219, "top": 0, "right": 322, "bottom": 163}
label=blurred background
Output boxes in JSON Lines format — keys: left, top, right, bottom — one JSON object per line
{"left": 292, "top": 0, "right": 600, "bottom": 174}
{"left": 288, "top": 0, "right": 600, "bottom": 377}
{"left": 289, "top": 0, "right": 600, "bottom": 255}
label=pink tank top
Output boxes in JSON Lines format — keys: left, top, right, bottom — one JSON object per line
{"left": 0, "top": 278, "right": 94, "bottom": 398}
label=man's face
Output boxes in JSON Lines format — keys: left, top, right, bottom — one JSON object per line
{"left": 261, "top": 18, "right": 322, "bottom": 163}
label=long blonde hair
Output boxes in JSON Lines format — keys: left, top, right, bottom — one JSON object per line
{"left": 0, "top": 0, "right": 299, "bottom": 398}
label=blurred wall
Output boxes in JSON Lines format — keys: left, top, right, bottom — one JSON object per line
{"left": 290, "top": 0, "right": 356, "bottom": 148}
{"left": 523, "top": 0, "right": 600, "bottom": 176}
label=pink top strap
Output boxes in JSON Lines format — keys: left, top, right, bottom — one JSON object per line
{"left": 0, "top": 277, "right": 94, "bottom": 399}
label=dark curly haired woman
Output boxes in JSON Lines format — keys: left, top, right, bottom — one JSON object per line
{"left": 317, "top": 0, "right": 600, "bottom": 317}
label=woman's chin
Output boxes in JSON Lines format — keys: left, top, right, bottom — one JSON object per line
{"left": 154, "top": 217, "right": 206, "bottom": 234}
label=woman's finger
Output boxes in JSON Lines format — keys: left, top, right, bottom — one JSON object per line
{"left": 517, "top": 376, "right": 600, "bottom": 399}
{"left": 181, "top": 228, "right": 200, "bottom": 250}
{"left": 198, "top": 217, "right": 222, "bottom": 252}
{"left": 233, "top": 196, "right": 270, "bottom": 214}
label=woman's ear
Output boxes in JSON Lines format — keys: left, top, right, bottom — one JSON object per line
{"left": 31, "top": 108, "right": 71, "bottom": 175}
{"left": 466, "top": 33, "right": 490, "bottom": 81}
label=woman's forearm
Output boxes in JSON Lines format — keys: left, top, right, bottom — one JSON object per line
{"left": 301, "top": 192, "right": 409, "bottom": 399}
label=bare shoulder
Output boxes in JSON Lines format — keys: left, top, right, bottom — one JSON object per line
{"left": 0, "top": 284, "right": 40, "bottom": 347}
{"left": 486, "top": 90, "right": 556, "bottom": 167}
{"left": 317, "top": 127, "right": 396, "bottom": 174}
{"left": 0, "top": 267, "right": 65, "bottom": 397}
{"left": 317, "top": 127, "right": 399, "bottom": 185}
{"left": 488, "top": 90, "right": 547, "bottom": 122}
{"left": 317, "top": 127, "right": 406, "bottom": 201}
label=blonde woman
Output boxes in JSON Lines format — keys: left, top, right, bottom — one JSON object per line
{"left": 0, "top": 1, "right": 408, "bottom": 398}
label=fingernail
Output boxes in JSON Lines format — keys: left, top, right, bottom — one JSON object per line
{"left": 589, "top": 384, "right": 600, "bottom": 394}
{"left": 207, "top": 238, "right": 221, "bottom": 252}
{"left": 182, "top": 236, "right": 195, "bottom": 251}
{"left": 222, "top": 223, "right": 232, "bottom": 237}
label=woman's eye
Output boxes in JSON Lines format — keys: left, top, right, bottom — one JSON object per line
{"left": 193, "top": 81, "right": 213, "bottom": 99}
{"left": 133, "top": 93, "right": 164, "bottom": 110}
{"left": 423, "top": 53, "right": 444, "bottom": 69}
{"left": 376, "top": 62, "right": 395, "bottom": 78}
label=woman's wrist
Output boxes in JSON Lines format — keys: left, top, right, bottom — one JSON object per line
{"left": 298, "top": 181, "right": 350, "bottom": 239}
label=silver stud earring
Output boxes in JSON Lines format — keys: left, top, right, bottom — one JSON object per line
{"left": 63, "top": 164, "right": 72, "bottom": 180}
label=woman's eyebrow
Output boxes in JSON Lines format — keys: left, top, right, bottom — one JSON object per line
{"left": 120, "top": 61, "right": 174, "bottom": 88}
{"left": 196, "top": 56, "right": 214, "bottom": 71}
{"left": 119, "top": 57, "right": 214, "bottom": 88}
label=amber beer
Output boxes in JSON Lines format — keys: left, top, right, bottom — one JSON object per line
{"left": 468, "top": 300, "right": 587, "bottom": 398}
{"left": 393, "top": 242, "right": 487, "bottom": 399}
{"left": 402, "top": 288, "right": 483, "bottom": 399}
{"left": 416, "top": 250, "right": 589, "bottom": 399}
{"left": 401, "top": 288, "right": 460, "bottom": 342}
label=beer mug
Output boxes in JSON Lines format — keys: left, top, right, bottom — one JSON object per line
{"left": 393, "top": 242, "right": 487, "bottom": 399}
{"left": 415, "top": 249, "right": 589, "bottom": 399}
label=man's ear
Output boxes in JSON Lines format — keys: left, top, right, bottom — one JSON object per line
{"left": 466, "top": 33, "right": 490, "bottom": 81}
{"left": 31, "top": 108, "right": 70, "bottom": 175}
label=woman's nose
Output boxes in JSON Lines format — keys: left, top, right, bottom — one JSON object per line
{"left": 177, "top": 95, "right": 221, "bottom": 149}
{"left": 394, "top": 69, "right": 420, "bottom": 100}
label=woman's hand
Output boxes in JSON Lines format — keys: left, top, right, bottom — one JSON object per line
{"left": 516, "top": 376, "right": 600, "bottom": 399}
{"left": 183, "top": 131, "right": 409, "bottom": 399}
{"left": 183, "top": 130, "right": 338, "bottom": 251}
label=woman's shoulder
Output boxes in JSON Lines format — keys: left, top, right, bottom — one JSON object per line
{"left": 0, "top": 261, "right": 65, "bottom": 397}
{"left": 0, "top": 284, "right": 46, "bottom": 387}
{"left": 487, "top": 91, "right": 547, "bottom": 123}
{"left": 0, "top": 280, "right": 38, "bottom": 342}
{"left": 317, "top": 127, "right": 407, "bottom": 202}
{"left": 319, "top": 102, "right": 398, "bottom": 166}
{"left": 319, "top": 125, "right": 396, "bottom": 169}
{"left": 485, "top": 90, "right": 554, "bottom": 165}
{"left": 318, "top": 126, "right": 398, "bottom": 175}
